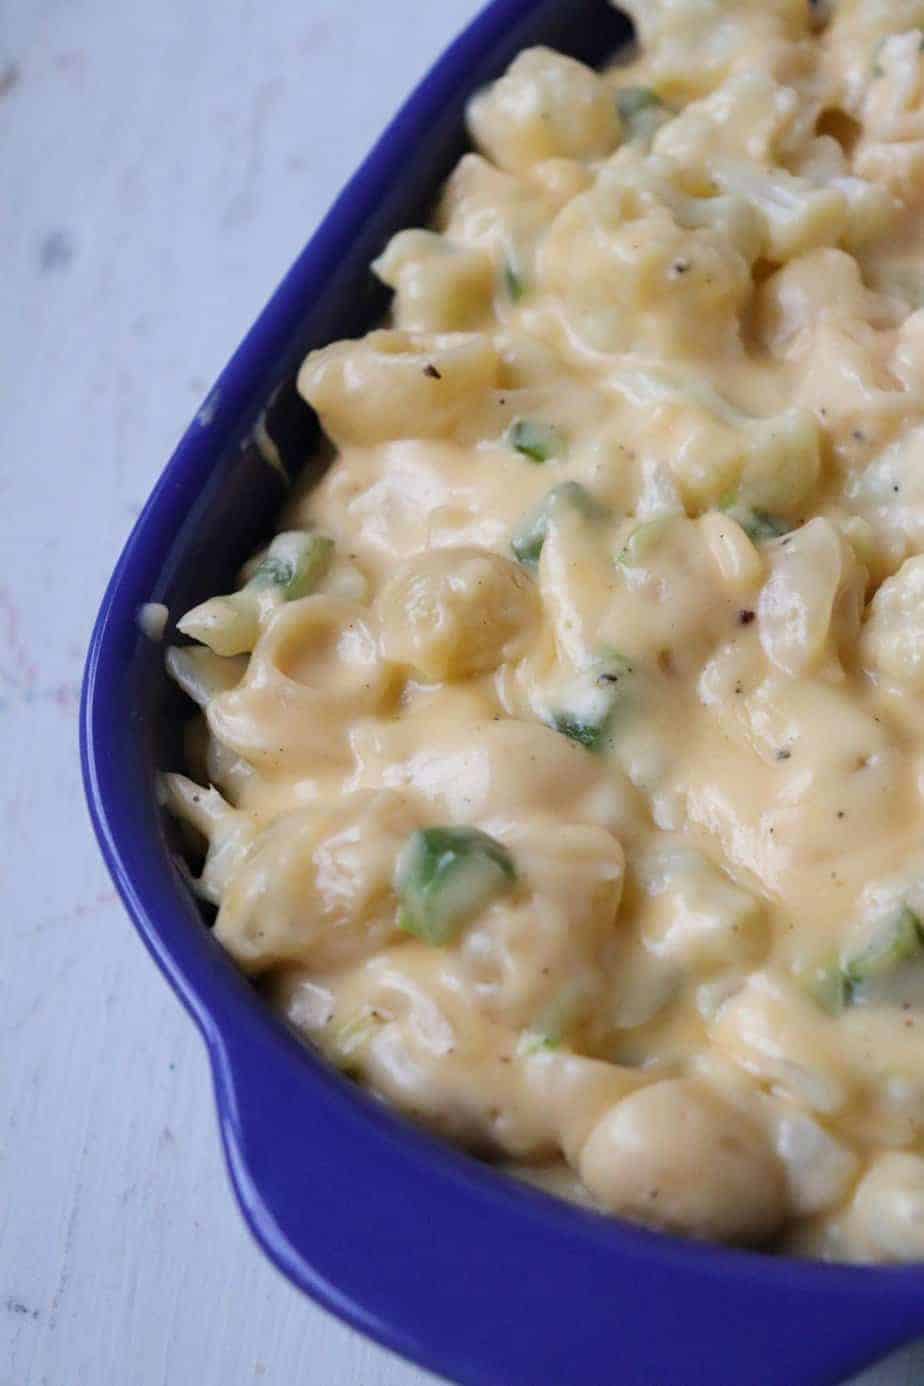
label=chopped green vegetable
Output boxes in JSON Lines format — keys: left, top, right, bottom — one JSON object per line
{"left": 719, "top": 494, "right": 791, "bottom": 544}
{"left": 551, "top": 712, "right": 604, "bottom": 750}
{"left": 550, "top": 650, "right": 634, "bottom": 752}
{"left": 800, "top": 955, "right": 854, "bottom": 1016}
{"left": 395, "top": 826, "right": 516, "bottom": 946}
{"left": 616, "top": 86, "right": 663, "bottom": 123}
{"left": 328, "top": 1010, "right": 382, "bottom": 1076}
{"left": 507, "top": 418, "right": 565, "bottom": 464}
{"left": 617, "top": 515, "right": 674, "bottom": 567}
{"left": 744, "top": 511, "right": 790, "bottom": 543}
{"left": 177, "top": 528, "right": 335, "bottom": 654}
{"left": 870, "top": 33, "right": 924, "bottom": 78}
{"left": 511, "top": 508, "right": 550, "bottom": 570}
{"left": 871, "top": 36, "right": 886, "bottom": 77}
{"left": 516, "top": 984, "right": 585, "bottom": 1055}
{"left": 511, "top": 481, "right": 601, "bottom": 570}
{"left": 844, "top": 908, "right": 924, "bottom": 987}
{"left": 504, "top": 257, "right": 525, "bottom": 303}
{"left": 800, "top": 908, "right": 924, "bottom": 1014}
{"left": 251, "top": 531, "right": 335, "bottom": 600}
{"left": 515, "top": 1030, "right": 556, "bottom": 1057}
{"left": 615, "top": 86, "right": 669, "bottom": 143}
{"left": 252, "top": 556, "right": 294, "bottom": 587}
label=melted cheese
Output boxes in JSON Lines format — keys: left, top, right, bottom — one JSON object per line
{"left": 165, "top": 1, "right": 924, "bottom": 1261}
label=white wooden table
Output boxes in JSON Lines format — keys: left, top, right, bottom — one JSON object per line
{"left": 2, "top": 2, "right": 923, "bottom": 1382}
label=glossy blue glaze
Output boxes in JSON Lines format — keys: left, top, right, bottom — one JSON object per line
{"left": 81, "top": 2, "right": 924, "bottom": 1382}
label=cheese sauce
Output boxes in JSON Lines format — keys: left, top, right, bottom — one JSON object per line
{"left": 165, "top": 0, "right": 924, "bottom": 1260}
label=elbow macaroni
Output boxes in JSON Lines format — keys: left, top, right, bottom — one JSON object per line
{"left": 165, "top": 1, "right": 924, "bottom": 1261}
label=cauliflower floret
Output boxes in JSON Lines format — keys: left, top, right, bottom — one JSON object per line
{"left": 757, "top": 253, "right": 909, "bottom": 460}
{"left": 709, "top": 158, "right": 848, "bottom": 261}
{"left": 615, "top": 0, "right": 809, "bottom": 103}
{"left": 756, "top": 249, "right": 898, "bottom": 353}
{"left": 372, "top": 230, "right": 495, "bottom": 333}
{"left": 853, "top": 31, "right": 924, "bottom": 199}
{"left": 854, "top": 138, "right": 924, "bottom": 205}
{"left": 861, "top": 29, "right": 924, "bottom": 140}
{"left": 788, "top": 316, "right": 913, "bottom": 458}
{"left": 436, "top": 153, "right": 554, "bottom": 268}
{"left": 792, "top": 136, "right": 895, "bottom": 249}
{"left": 468, "top": 48, "right": 620, "bottom": 174}
{"left": 654, "top": 71, "right": 807, "bottom": 167}
{"left": 822, "top": 1, "right": 924, "bottom": 112}
{"left": 537, "top": 156, "right": 759, "bottom": 357}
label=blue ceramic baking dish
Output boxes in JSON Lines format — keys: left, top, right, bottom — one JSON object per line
{"left": 81, "top": 1, "right": 924, "bottom": 1382}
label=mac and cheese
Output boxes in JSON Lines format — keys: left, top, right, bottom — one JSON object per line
{"left": 165, "top": 0, "right": 924, "bottom": 1261}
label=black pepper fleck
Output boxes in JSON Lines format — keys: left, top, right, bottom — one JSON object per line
{"left": 738, "top": 609, "right": 756, "bottom": 626}
{"left": 423, "top": 363, "right": 442, "bottom": 379}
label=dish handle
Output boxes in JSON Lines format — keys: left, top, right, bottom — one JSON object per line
{"left": 207, "top": 1010, "right": 924, "bottom": 1386}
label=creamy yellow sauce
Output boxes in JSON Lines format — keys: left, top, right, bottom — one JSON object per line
{"left": 164, "top": 0, "right": 924, "bottom": 1261}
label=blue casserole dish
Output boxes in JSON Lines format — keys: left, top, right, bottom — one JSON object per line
{"left": 81, "top": 1, "right": 924, "bottom": 1381}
